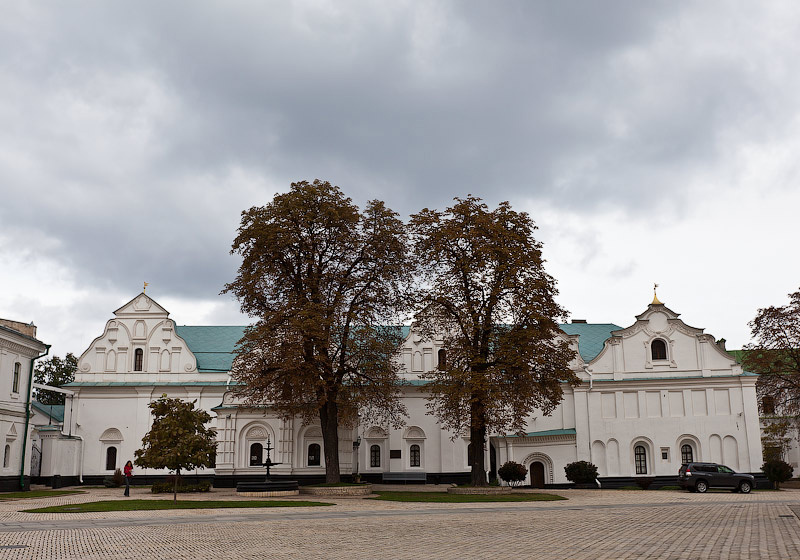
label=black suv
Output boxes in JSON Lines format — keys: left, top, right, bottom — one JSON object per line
{"left": 678, "top": 462, "right": 754, "bottom": 493}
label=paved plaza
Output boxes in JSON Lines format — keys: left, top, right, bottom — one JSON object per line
{"left": 0, "top": 486, "right": 799, "bottom": 559}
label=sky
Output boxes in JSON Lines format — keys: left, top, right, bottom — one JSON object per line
{"left": 2, "top": 1, "right": 800, "bottom": 358}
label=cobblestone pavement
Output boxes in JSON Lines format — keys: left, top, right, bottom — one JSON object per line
{"left": 0, "top": 486, "right": 798, "bottom": 559}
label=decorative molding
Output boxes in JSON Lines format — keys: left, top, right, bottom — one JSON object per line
{"left": 246, "top": 426, "right": 269, "bottom": 440}
{"left": 99, "top": 428, "right": 123, "bottom": 442}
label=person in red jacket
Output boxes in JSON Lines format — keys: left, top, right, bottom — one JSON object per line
{"left": 123, "top": 461, "right": 133, "bottom": 497}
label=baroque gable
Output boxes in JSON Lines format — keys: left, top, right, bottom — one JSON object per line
{"left": 76, "top": 293, "right": 198, "bottom": 375}
{"left": 587, "top": 302, "right": 741, "bottom": 379}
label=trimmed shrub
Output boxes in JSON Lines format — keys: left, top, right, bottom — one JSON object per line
{"left": 497, "top": 461, "right": 528, "bottom": 487}
{"left": 103, "top": 468, "right": 125, "bottom": 488}
{"left": 564, "top": 461, "right": 599, "bottom": 484}
{"left": 762, "top": 459, "right": 794, "bottom": 489}
{"left": 151, "top": 480, "right": 211, "bottom": 494}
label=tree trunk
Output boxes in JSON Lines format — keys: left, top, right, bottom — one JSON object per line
{"left": 319, "top": 397, "right": 341, "bottom": 483}
{"left": 469, "top": 398, "right": 488, "bottom": 486}
{"left": 173, "top": 468, "right": 180, "bottom": 501}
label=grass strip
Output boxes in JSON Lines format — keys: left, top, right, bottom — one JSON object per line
{"left": 0, "top": 490, "right": 84, "bottom": 501}
{"left": 369, "top": 491, "right": 566, "bottom": 503}
{"left": 23, "top": 499, "right": 334, "bottom": 513}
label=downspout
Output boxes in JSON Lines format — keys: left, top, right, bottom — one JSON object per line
{"left": 20, "top": 345, "right": 50, "bottom": 490}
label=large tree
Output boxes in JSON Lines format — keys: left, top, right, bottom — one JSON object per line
{"left": 224, "top": 180, "right": 409, "bottom": 483}
{"left": 135, "top": 396, "right": 217, "bottom": 501}
{"left": 742, "top": 288, "right": 800, "bottom": 453}
{"left": 410, "top": 196, "right": 579, "bottom": 486}
{"left": 33, "top": 353, "right": 77, "bottom": 405}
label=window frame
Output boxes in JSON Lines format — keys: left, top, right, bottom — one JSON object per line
{"left": 307, "top": 443, "right": 321, "bottom": 467}
{"left": 409, "top": 444, "right": 421, "bottom": 468}
{"left": 133, "top": 349, "right": 144, "bottom": 372}
{"left": 651, "top": 339, "right": 668, "bottom": 361}
{"left": 12, "top": 362, "right": 21, "bottom": 393}
{"left": 634, "top": 445, "right": 648, "bottom": 475}
{"left": 249, "top": 442, "right": 263, "bottom": 466}
{"left": 105, "top": 446, "right": 118, "bottom": 471}
{"left": 681, "top": 443, "right": 694, "bottom": 464}
{"left": 370, "top": 444, "right": 381, "bottom": 468}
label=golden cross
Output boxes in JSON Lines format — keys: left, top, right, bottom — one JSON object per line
{"left": 653, "top": 283, "right": 658, "bottom": 296}
{"left": 143, "top": 281, "right": 149, "bottom": 293}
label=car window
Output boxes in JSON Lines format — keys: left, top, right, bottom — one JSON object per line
{"left": 718, "top": 466, "right": 734, "bottom": 474}
{"left": 700, "top": 465, "right": 717, "bottom": 473}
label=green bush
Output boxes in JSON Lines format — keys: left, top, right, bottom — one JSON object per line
{"left": 151, "top": 480, "right": 211, "bottom": 494}
{"left": 103, "top": 468, "right": 125, "bottom": 488}
{"left": 564, "top": 461, "right": 598, "bottom": 484}
{"left": 497, "top": 461, "right": 528, "bottom": 487}
{"left": 762, "top": 459, "right": 794, "bottom": 489}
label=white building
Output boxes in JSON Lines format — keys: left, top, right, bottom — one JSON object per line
{"left": 47, "top": 292, "right": 763, "bottom": 487}
{"left": 0, "top": 319, "right": 48, "bottom": 491}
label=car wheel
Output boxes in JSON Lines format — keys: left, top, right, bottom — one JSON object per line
{"left": 696, "top": 480, "right": 708, "bottom": 493}
{"left": 739, "top": 481, "right": 752, "bottom": 494}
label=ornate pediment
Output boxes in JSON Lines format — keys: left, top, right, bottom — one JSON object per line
{"left": 114, "top": 293, "right": 169, "bottom": 318}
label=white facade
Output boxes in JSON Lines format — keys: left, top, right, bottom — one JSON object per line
{"left": 0, "top": 319, "right": 48, "bottom": 490}
{"left": 50, "top": 293, "right": 764, "bottom": 486}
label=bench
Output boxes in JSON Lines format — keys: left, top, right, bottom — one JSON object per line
{"left": 381, "top": 472, "right": 427, "bottom": 484}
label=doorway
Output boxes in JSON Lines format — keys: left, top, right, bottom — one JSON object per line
{"left": 530, "top": 461, "right": 545, "bottom": 488}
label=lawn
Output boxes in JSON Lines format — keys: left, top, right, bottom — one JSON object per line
{"left": 24, "top": 499, "right": 335, "bottom": 513}
{"left": 0, "top": 490, "right": 84, "bottom": 500}
{"left": 369, "top": 491, "right": 566, "bottom": 503}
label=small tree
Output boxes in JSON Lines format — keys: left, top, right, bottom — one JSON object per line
{"left": 564, "top": 461, "right": 599, "bottom": 484}
{"left": 497, "top": 461, "right": 528, "bottom": 487}
{"left": 33, "top": 353, "right": 77, "bottom": 405}
{"left": 135, "top": 396, "right": 216, "bottom": 501}
{"left": 762, "top": 459, "right": 794, "bottom": 490}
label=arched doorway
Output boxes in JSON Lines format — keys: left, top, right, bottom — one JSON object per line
{"left": 530, "top": 461, "right": 545, "bottom": 488}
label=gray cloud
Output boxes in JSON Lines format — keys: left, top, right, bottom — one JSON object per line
{"left": 2, "top": 0, "right": 800, "bottom": 314}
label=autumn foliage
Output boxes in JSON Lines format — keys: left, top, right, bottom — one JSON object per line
{"left": 224, "top": 180, "right": 409, "bottom": 483}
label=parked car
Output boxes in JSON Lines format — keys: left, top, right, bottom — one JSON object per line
{"left": 678, "top": 462, "right": 754, "bottom": 493}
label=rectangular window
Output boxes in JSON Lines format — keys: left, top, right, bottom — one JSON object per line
{"left": 634, "top": 446, "right": 647, "bottom": 474}
{"left": 12, "top": 363, "right": 21, "bottom": 393}
{"left": 410, "top": 444, "right": 421, "bottom": 467}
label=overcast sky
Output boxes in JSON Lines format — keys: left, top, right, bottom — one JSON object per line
{"left": 2, "top": 1, "right": 800, "bottom": 358}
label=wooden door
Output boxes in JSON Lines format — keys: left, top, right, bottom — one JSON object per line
{"left": 531, "top": 461, "right": 545, "bottom": 488}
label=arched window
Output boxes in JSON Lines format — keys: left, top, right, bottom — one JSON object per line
{"left": 106, "top": 446, "right": 117, "bottom": 470}
{"left": 3, "top": 444, "right": 10, "bottom": 468}
{"left": 634, "top": 445, "right": 647, "bottom": 474}
{"left": 133, "top": 349, "right": 144, "bottom": 371}
{"left": 651, "top": 339, "right": 667, "bottom": 361}
{"left": 12, "top": 363, "right": 21, "bottom": 393}
{"left": 681, "top": 444, "right": 694, "bottom": 464}
{"left": 438, "top": 349, "right": 447, "bottom": 370}
{"left": 249, "top": 443, "right": 263, "bottom": 466}
{"left": 308, "top": 443, "right": 321, "bottom": 466}
{"left": 370, "top": 445, "right": 381, "bottom": 468}
{"left": 410, "top": 444, "right": 421, "bottom": 467}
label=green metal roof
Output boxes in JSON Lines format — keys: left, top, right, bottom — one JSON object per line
{"left": 31, "top": 401, "right": 65, "bottom": 422}
{"left": 506, "top": 428, "right": 577, "bottom": 438}
{"left": 168, "top": 323, "right": 619, "bottom": 372}
{"left": 176, "top": 326, "right": 246, "bottom": 372}
{"left": 558, "top": 323, "right": 622, "bottom": 362}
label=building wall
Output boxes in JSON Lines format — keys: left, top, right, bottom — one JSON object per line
{"left": 56, "top": 294, "right": 765, "bottom": 487}
{"left": 0, "top": 322, "right": 48, "bottom": 490}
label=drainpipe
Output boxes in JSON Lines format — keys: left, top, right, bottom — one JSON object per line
{"left": 20, "top": 345, "right": 50, "bottom": 490}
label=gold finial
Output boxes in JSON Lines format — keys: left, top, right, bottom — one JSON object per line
{"left": 143, "top": 282, "right": 149, "bottom": 294}
{"left": 651, "top": 283, "right": 662, "bottom": 305}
